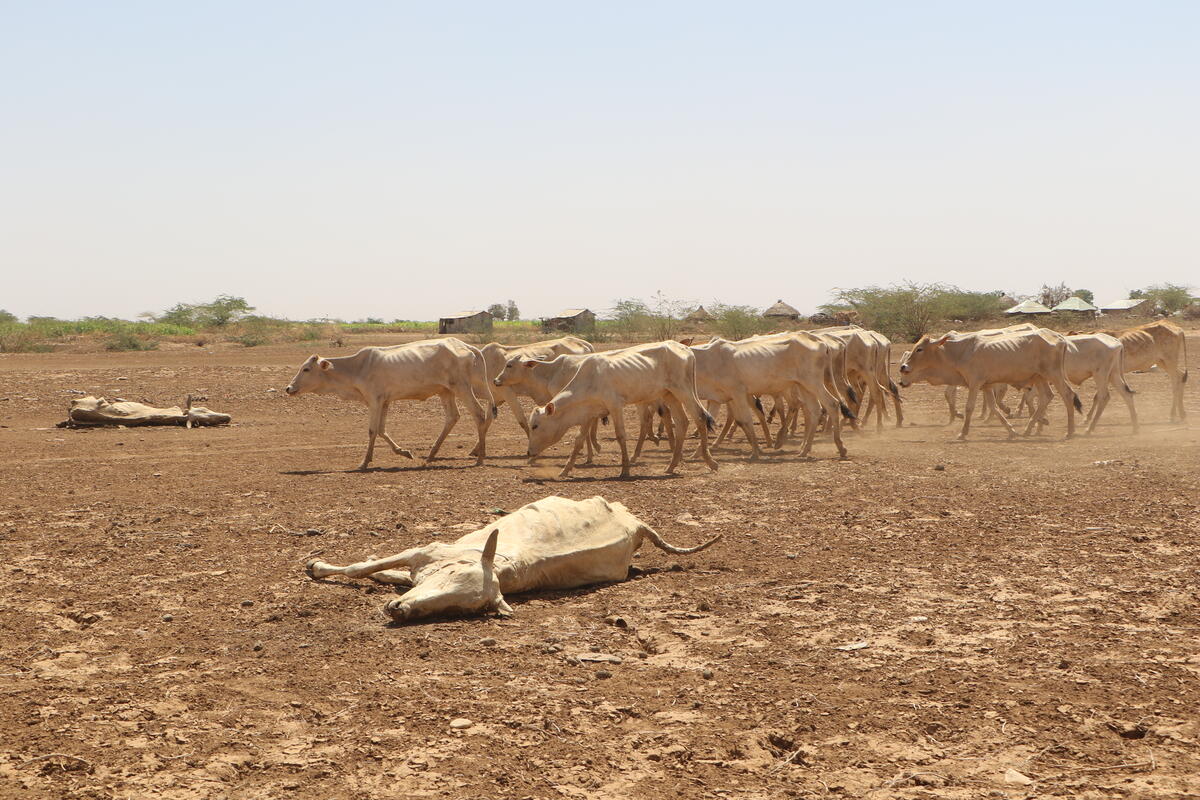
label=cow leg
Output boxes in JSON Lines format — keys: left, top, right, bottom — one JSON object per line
{"left": 376, "top": 401, "right": 415, "bottom": 460}
{"left": 944, "top": 386, "right": 960, "bottom": 423}
{"left": 611, "top": 410, "right": 632, "bottom": 478}
{"left": 307, "top": 547, "right": 420, "bottom": 581}
{"left": 714, "top": 405, "right": 738, "bottom": 447}
{"left": 582, "top": 418, "right": 599, "bottom": 464}
{"left": 425, "top": 391, "right": 461, "bottom": 464}
{"left": 1086, "top": 377, "right": 1111, "bottom": 435}
{"left": 632, "top": 405, "right": 655, "bottom": 462}
{"left": 498, "top": 385, "right": 530, "bottom": 436}
{"left": 661, "top": 397, "right": 689, "bottom": 474}
{"left": 1054, "top": 376, "right": 1077, "bottom": 438}
{"left": 787, "top": 387, "right": 819, "bottom": 457}
{"left": 1111, "top": 372, "right": 1139, "bottom": 433}
{"left": 559, "top": 424, "right": 592, "bottom": 478}
{"left": 1160, "top": 360, "right": 1186, "bottom": 422}
{"left": 358, "top": 398, "right": 387, "bottom": 470}
{"left": 958, "top": 387, "right": 980, "bottom": 440}
{"left": 459, "top": 384, "right": 491, "bottom": 463}
{"left": 819, "top": 384, "right": 848, "bottom": 458}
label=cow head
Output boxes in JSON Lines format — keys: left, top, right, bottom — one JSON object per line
{"left": 897, "top": 335, "right": 950, "bottom": 388}
{"left": 527, "top": 401, "right": 571, "bottom": 457}
{"left": 285, "top": 355, "right": 333, "bottom": 395}
{"left": 494, "top": 356, "right": 541, "bottom": 387}
{"left": 383, "top": 530, "right": 513, "bottom": 622}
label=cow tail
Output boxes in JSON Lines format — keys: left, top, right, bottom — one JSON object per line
{"left": 1183, "top": 332, "right": 1189, "bottom": 383}
{"left": 685, "top": 351, "right": 716, "bottom": 431}
{"left": 640, "top": 524, "right": 721, "bottom": 555}
{"left": 1119, "top": 345, "right": 1135, "bottom": 394}
{"left": 839, "top": 401, "right": 856, "bottom": 421}
{"left": 753, "top": 396, "right": 764, "bottom": 413}
{"left": 1072, "top": 392, "right": 1083, "bottom": 412}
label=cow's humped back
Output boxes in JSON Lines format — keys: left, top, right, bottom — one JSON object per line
{"left": 449, "top": 496, "right": 642, "bottom": 593}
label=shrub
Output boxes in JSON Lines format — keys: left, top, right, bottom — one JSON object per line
{"left": 105, "top": 330, "right": 158, "bottom": 351}
{"left": 709, "top": 304, "right": 773, "bottom": 341}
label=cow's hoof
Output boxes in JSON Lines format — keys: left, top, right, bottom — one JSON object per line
{"left": 305, "top": 560, "right": 328, "bottom": 579}
{"left": 397, "top": 449, "right": 414, "bottom": 460}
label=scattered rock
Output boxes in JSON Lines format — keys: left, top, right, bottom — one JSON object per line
{"left": 594, "top": 669, "right": 612, "bottom": 679}
{"left": 1003, "top": 768, "right": 1033, "bottom": 785}
{"left": 577, "top": 653, "right": 623, "bottom": 664}
{"left": 702, "top": 668, "right": 714, "bottom": 679}
{"left": 162, "top": 614, "right": 173, "bottom": 622}
{"left": 479, "top": 637, "right": 497, "bottom": 647}
{"left": 697, "top": 601, "right": 712, "bottom": 612}
{"left": 604, "top": 615, "right": 628, "bottom": 628}
{"left": 240, "top": 599, "right": 254, "bottom": 607}
{"left": 450, "top": 717, "right": 473, "bottom": 730}
{"left": 266, "top": 388, "right": 277, "bottom": 393}
{"left": 252, "top": 642, "right": 264, "bottom": 652}
{"left": 909, "top": 615, "right": 928, "bottom": 623}
{"left": 835, "top": 642, "right": 870, "bottom": 651}
{"left": 933, "top": 464, "right": 946, "bottom": 471}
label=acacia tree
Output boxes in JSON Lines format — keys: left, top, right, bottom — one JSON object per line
{"left": 1038, "top": 283, "right": 1072, "bottom": 308}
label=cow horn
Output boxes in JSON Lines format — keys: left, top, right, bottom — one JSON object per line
{"left": 481, "top": 529, "right": 499, "bottom": 574}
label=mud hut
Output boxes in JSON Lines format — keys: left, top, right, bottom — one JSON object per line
{"left": 541, "top": 309, "right": 595, "bottom": 333}
{"left": 762, "top": 299, "right": 802, "bottom": 322}
{"left": 686, "top": 305, "right": 714, "bottom": 323}
{"left": 438, "top": 310, "right": 493, "bottom": 335}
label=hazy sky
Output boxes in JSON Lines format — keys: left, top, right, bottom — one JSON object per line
{"left": 2, "top": 1, "right": 1196, "bottom": 321}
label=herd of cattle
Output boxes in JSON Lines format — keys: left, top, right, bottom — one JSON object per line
{"left": 284, "top": 320, "right": 1189, "bottom": 477}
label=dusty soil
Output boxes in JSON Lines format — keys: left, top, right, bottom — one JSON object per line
{"left": 1, "top": 336, "right": 1197, "bottom": 799}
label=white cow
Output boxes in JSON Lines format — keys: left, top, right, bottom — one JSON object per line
{"left": 306, "top": 495, "right": 720, "bottom": 622}
{"left": 479, "top": 337, "right": 593, "bottom": 434}
{"left": 899, "top": 328, "right": 1079, "bottom": 439}
{"left": 1019, "top": 333, "right": 1137, "bottom": 434}
{"left": 285, "top": 339, "right": 495, "bottom": 470}
{"left": 527, "top": 341, "right": 718, "bottom": 478}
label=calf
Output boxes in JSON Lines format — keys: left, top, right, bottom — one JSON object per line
{"left": 306, "top": 495, "right": 720, "bottom": 622}
{"left": 285, "top": 338, "right": 495, "bottom": 470}
{"left": 480, "top": 337, "right": 593, "bottom": 434}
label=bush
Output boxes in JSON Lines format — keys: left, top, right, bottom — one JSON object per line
{"left": 822, "top": 283, "right": 1012, "bottom": 341}
{"left": 105, "top": 330, "right": 158, "bottom": 351}
{"left": 709, "top": 304, "right": 773, "bottom": 341}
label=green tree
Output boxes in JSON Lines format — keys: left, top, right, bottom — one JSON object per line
{"left": 486, "top": 303, "right": 506, "bottom": 319}
{"left": 0, "top": 309, "right": 17, "bottom": 324}
{"left": 1140, "top": 283, "right": 1195, "bottom": 314}
{"left": 1072, "top": 288, "right": 1095, "bottom": 304}
{"left": 505, "top": 300, "right": 520, "bottom": 321}
{"left": 157, "top": 295, "right": 254, "bottom": 328}
{"left": 709, "top": 304, "right": 772, "bottom": 340}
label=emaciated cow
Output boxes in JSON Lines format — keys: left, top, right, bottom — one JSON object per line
{"left": 306, "top": 495, "right": 720, "bottom": 622}
{"left": 285, "top": 339, "right": 495, "bottom": 470}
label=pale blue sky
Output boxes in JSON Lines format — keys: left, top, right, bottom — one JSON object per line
{"left": 2, "top": 1, "right": 1196, "bottom": 321}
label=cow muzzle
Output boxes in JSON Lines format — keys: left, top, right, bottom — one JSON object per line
{"left": 284, "top": 385, "right": 297, "bottom": 395}
{"left": 493, "top": 377, "right": 502, "bottom": 386}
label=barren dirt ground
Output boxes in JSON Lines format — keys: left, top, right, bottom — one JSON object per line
{"left": 1, "top": 336, "right": 1197, "bottom": 800}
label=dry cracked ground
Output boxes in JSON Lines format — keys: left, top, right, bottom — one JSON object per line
{"left": 0, "top": 334, "right": 1197, "bottom": 799}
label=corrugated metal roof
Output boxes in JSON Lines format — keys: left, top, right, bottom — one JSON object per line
{"left": 1004, "top": 300, "right": 1052, "bottom": 314}
{"left": 550, "top": 309, "right": 591, "bottom": 318}
{"left": 440, "top": 310, "right": 489, "bottom": 319}
{"left": 1099, "top": 298, "right": 1151, "bottom": 310}
{"left": 1051, "top": 297, "right": 1098, "bottom": 312}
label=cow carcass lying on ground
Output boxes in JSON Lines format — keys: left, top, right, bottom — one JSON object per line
{"left": 306, "top": 495, "right": 720, "bottom": 622}
{"left": 58, "top": 395, "right": 231, "bottom": 428}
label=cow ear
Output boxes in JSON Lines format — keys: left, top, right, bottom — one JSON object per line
{"left": 523, "top": 359, "right": 539, "bottom": 368}
{"left": 932, "top": 334, "right": 950, "bottom": 347}
{"left": 318, "top": 358, "right": 332, "bottom": 370}
{"left": 480, "top": 528, "right": 499, "bottom": 575}
{"left": 544, "top": 401, "right": 555, "bottom": 416}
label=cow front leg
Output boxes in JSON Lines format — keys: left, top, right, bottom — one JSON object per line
{"left": 958, "top": 387, "right": 980, "bottom": 440}
{"left": 559, "top": 424, "right": 591, "bottom": 478}
{"left": 662, "top": 397, "right": 688, "bottom": 474}
{"left": 358, "top": 399, "right": 388, "bottom": 470}
{"left": 425, "top": 391, "right": 461, "bottom": 464}
{"left": 611, "top": 411, "right": 632, "bottom": 478}
{"left": 459, "top": 384, "right": 491, "bottom": 463}
{"left": 307, "top": 547, "right": 419, "bottom": 581}
{"left": 376, "top": 401, "right": 415, "bottom": 460}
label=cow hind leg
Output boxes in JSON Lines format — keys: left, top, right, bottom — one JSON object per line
{"left": 425, "top": 391, "right": 461, "bottom": 464}
{"left": 376, "top": 401, "right": 414, "bottom": 460}
{"left": 611, "top": 411, "right": 632, "bottom": 478}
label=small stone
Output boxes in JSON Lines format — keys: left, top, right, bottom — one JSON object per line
{"left": 702, "top": 669, "right": 714, "bottom": 680}
{"left": 450, "top": 718, "right": 473, "bottom": 730}
{"left": 594, "top": 669, "right": 612, "bottom": 680}
{"left": 933, "top": 464, "right": 946, "bottom": 471}
{"left": 240, "top": 600, "right": 254, "bottom": 607}
{"left": 161, "top": 614, "right": 173, "bottom": 622}
{"left": 252, "top": 642, "right": 263, "bottom": 652}
{"left": 604, "top": 615, "right": 628, "bottom": 628}
{"left": 152, "top": 473, "right": 162, "bottom": 478}
{"left": 1003, "top": 768, "right": 1033, "bottom": 785}
{"left": 697, "top": 601, "right": 712, "bottom": 612}
{"left": 786, "top": 553, "right": 798, "bottom": 559}
{"left": 304, "top": 528, "right": 323, "bottom": 536}
{"left": 266, "top": 388, "right": 277, "bottom": 393}
{"left": 909, "top": 615, "right": 928, "bottom": 623}
{"left": 479, "top": 637, "right": 497, "bottom": 647}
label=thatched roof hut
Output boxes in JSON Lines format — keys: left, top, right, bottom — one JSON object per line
{"left": 686, "top": 305, "right": 714, "bottom": 322}
{"left": 763, "top": 299, "right": 802, "bottom": 320}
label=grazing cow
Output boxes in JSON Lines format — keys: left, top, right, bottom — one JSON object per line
{"left": 899, "top": 329, "right": 1079, "bottom": 439}
{"left": 284, "top": 339, "right": 495, "bottom": 470}
{"left": 480, "top": 337, "right": 593, "bottom": 434}
{"left": 306, "top": 495, "right": 720, "bottom": 623}
{"left": 1098, "top": 321, "right": 1188, "bottom": 421}
{"left": 527, "top": 341, "right": 718, "bottom": 478}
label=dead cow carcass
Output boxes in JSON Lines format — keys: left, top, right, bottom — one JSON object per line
{"left": 306, "top": 495, "right": 720, "bottom": 622}
{"left": 59, "top": 395, "right": 231, "bottom": 428}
